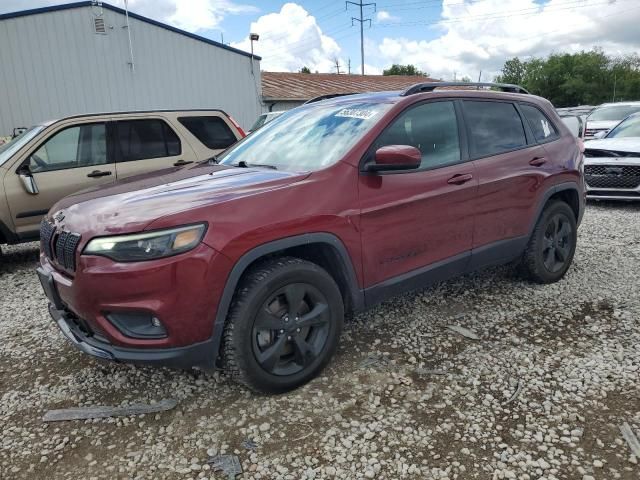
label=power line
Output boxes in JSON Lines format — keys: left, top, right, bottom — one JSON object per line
{"left": 346, "top": 0, "right": 376, "bottom": 75}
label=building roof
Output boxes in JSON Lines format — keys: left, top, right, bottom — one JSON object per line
{"left": 262, "top": 72, "right": 440, "bottom": 101}
{"left": 0, "top": 1, "right": 260, "bottom": 60}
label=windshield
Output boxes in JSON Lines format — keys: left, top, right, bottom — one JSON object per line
{"left": 220, "top": 101, "right": 392, "bottom": 171}
{"left": 249, "top": 114, "right": 268, "bottom": 131}
{"left": 0, "top": 126, "right": 44, "bottom": 167}
{"left": 607, "top": 114, "right": 640, "bottom": 138}
{"left": 588, "top": 105, "right": 640, "bottom": 122}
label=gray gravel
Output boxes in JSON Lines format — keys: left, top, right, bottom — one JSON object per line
{"left": 1, "top": 202, "right": 639, "bottom": 479}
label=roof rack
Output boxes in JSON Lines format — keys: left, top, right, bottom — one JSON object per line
{"left": 304, "top": 92, "right": 359, "bottom": 104}
{"left": 401, "top": 82, "right": 530, "bottom": 96}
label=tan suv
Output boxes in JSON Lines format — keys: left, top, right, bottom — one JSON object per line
{"left": 0, "top": 110, "right": 244, "bottom": 249}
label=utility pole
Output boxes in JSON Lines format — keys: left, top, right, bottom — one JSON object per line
{"left": 612, "top": 71, "right": 617, "bottom": 102}
{"left": 348, "top": 58, "right": 351, "bottom": 74}
{"left": 334, "top": 58, "right": 342, "bottom": 74}
{"left": 346, "top": 0, "right": 376, "bottom": 75}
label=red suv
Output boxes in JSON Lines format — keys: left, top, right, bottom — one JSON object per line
{"left": 37, "top": 83, "right": 585, "bottom": 393}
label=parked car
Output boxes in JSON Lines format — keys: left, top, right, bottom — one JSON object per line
{"left": 584, "top": 112, "right": 640, "bottom": 200}
{"left": 584, "top": 102, "right": 640, "bottom": 138}
{"left": 0, "top": 110, "right": 244, "bottom": 249}
{"left": 37, "top": 83, "right": 585, "bottom": 393}
{"left": 248, "top": 111, "right": 285, "bottom": 132}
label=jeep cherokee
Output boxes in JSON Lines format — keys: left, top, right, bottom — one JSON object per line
{"left": 37, "top": 83, "right": 586, "bottom": 393}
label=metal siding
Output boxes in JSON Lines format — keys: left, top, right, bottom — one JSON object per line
{"left": 0, "top": 6, "right": 261, "bottom": 134}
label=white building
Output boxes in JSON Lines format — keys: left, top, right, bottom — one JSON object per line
{"left": 0, "top": 1, "right": 262, "bottom": 135}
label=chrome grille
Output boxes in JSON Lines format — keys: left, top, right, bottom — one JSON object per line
{"left": 585, "top": 165, "right": 640, "bottom": 189}
{"left": 40, "top": 219, "right": 81, "bottom": 271}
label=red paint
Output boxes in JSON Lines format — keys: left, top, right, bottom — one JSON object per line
{"left": 41, "top": 90, "right": 584, "bottom": 350}
{"left": 374, "top": 145, "right": 421, "bottom": 168}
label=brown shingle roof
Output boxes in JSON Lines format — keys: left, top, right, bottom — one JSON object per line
{"left": 261, "top": 72, "right": 440, "bottom": 101}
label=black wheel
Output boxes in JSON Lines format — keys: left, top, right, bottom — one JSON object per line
{"left": 222, "top": 257, "right": 344, "bottom": 393}
{"left": 520, "top": 200, "right": 577, "bottom": 283}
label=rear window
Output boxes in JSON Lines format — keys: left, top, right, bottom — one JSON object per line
{"left": 178, "top": 116, "right": 238, "bottom": 150}
{"left": 463, "top": 101, "right": 527, "bottom": 158}
{"left": 520, "top": 104, "right": 559, "bottom": 143}
{"left": 116, "top": 119, "right": 181, "bottom": 162}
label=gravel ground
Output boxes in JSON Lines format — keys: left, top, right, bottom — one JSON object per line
{"left": 1, "top": 202, "right": 639, "bottom": 480}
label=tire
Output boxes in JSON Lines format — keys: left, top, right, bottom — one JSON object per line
{"left": 520, "top": 200, "right": 577, "bottom": 284}
{"left": 222, "top": 256, "right": 344, "bottom": 394}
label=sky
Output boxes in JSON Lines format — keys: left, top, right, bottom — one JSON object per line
{"left": 2, "top": 0, "right": 640, "bottom": 80}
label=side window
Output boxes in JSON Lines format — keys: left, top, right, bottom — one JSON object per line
{"left": 520, "top": 104, "right": 559, "bottom": 143}
{"left": 178, "top": 116, "right": 238, "bottom": 150}
{"left": 374, "top": 101, "right": 461, "bottom": 170}
{"left": 463, "top": 101, "right": 527, "bottom": 158}
{"left": 29, "top": 123, "right": 107, "bottom": 173}
{"left": 116, "top": 119, "right": 181, "bottom": 162}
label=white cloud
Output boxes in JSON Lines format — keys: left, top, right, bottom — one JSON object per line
{"left": 372, "top": 0, "right": 640, "bottom": 80}
{"left": 0, "top": 0, "right": 257, "bottom": 32}
{"left": 376, "top": 10, "right": 399, "bottom": 22}
{"left": 231, "top": 3, "right": 345, "bottom": 73}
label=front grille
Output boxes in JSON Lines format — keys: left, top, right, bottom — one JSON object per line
{"left": 585, "top": 128, "right": 607, "bottom": 137}
{"left": 40, "top": 219, "right": 81, "bottom": 271}
{"left": 585, "top": 165, "right": 640, "bottom": 189}
{"left": 40, "top": 220, "right": 56, "bottom": 259}
{"left": 585, "top": 149, "right": 639, "bottom": 158}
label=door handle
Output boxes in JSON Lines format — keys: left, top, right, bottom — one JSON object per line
{"left": 87, "top": 170, "right": 112, "bottom": 178}
{"left": 529, "top": 157, "right": 547, "bottom": 167}
{"left": 447, "top": 173, "right": 473, "bottom": 185}
{"left": 173, "top": 160, "right": 194, "bottom": 167}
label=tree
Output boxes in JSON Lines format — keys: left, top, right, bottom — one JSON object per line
{"left": 495, "top": 57, "right": 526, "bottom": 85}
{"left": 494, "top": 49, "right": 640, "bottom": 107}
{"left": 299, "top": 66, "right": 311, "bottom": 74}
{"left": 383, "top": 64, "right": 428, "bottom": 76}
{"left": 460, "top": 76, "right": 471, "bottom": 83}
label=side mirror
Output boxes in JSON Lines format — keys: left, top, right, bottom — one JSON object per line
{"left": 366, "top": 145, "right": 421, "bottom": 172}
{"left": 17, "top": 165, "right": 39, "bottom": 195}
{"left": 593, "top": 130, "right": 607, "bottom": 139}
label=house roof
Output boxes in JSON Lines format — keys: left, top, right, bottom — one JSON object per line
{"left": 0, "top": 1, "right": 260, "bottom": 60}
{"left": 262, "top": 72, "right": 440, "bottom": 101}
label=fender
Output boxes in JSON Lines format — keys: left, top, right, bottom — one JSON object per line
{"left": 527, "top": 181, "right": 584, "bottom": 237}
{"left": 210, "top": 232, "right": 364, "bottom": 366}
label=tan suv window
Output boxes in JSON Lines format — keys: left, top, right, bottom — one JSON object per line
{"left": 29, "top": 123, "right": 108, "bottom": 173}
{"left": 116, "top": 119, "right": 181, "bottom": 162}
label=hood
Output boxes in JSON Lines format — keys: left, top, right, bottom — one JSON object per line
{"left": 49, "top": 163, "right": 308, "bottom": 235}
{"left": 584, "top": 137, "right": 640, "bottom": 155}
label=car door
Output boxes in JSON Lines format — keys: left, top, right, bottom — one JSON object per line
{"left": 358, "top": 100, "right": 477, "bottom": 298}
{"left": 4, "top": 121, "right": 115, "bottom": 236}
{"left": 461, "top": 100, "right": 549, "bottom": 267}
{"left": 113, "top": 118, "right": 189, "bottom": 179}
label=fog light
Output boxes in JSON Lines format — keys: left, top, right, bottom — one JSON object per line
{"left": 106, "top": 312, "right": 167, "bottom": 339}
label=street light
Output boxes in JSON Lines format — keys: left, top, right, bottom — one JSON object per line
{"left": 249, "top": 33, "right": 259, "bottom": 73}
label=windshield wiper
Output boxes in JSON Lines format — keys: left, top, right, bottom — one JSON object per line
{"left": 237, "top": 160, "right": 278, "bottom": 170}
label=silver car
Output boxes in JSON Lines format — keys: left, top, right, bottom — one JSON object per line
{"left": 584, "top": 112, "right": 640, "bottom": 200}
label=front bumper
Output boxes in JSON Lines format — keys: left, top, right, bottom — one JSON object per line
{"left": 47, "top": 303, "right": 216, "bottom": 368}
{"left": 37, "top": 241, "right": 233, "bottom": 367}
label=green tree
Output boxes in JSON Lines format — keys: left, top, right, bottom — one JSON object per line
{"left": 494, "top": 49, "right": 640, "bottom": 107}
{"left": 495, "top": 57, "right": 526, "bottom": 85}
{"left": 383, "top": 64, "right": 428, "bottom": 76}
{"left": 299, "top": 66, "right": 311, "bottom": 74}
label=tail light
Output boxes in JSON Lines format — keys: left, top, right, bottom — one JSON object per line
{"left": 228, "top": 116, "right": 246, "bottom": 138}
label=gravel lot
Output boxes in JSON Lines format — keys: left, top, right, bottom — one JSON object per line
{"left": 1, "top": 202, "right": 639, "bottom": 480}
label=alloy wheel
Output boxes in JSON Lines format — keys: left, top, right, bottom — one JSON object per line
{"left": 251, "top": 283, "right": 331, "bottom": 376}
{"left": 542, "top": 213, "right": 573, "bottom": 273}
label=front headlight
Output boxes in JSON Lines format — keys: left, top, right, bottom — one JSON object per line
{"left": 83, "top": 224, "right": 207, "bottom": 262}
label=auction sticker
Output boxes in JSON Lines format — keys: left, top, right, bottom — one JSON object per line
{"left": 335, "top": 108, "right": 378, "bottom": 120}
